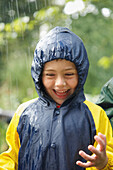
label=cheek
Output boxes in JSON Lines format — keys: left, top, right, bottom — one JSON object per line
{"left": 42, "top": 78, "right": 54, "bottom": 89}
{"left": 68, "top": 78, "right": 78, "bottom": 89}
{"left": 72, "top": 82, "right": 78, "bottom": 89}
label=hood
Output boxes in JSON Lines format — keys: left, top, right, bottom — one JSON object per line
{"left": 31, "top": 26, "right": 89, "bottom": 103}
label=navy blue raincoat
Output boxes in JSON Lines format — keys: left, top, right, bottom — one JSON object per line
{"left": 18, "top": 27, "right": 96, "bottom": 169}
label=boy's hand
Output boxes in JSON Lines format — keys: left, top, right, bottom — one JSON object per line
{"left": 76, "top": 132, "right": 108, "bottom": 169}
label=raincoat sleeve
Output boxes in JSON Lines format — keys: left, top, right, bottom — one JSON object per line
{"left": 0, "top": 98, "right": 38, "bottom": 169}
{"left": 84, "top": 100, "right": 113, "bottom": 170}
{"left": 0, "top": 111, "right": 20, "bottom": 169}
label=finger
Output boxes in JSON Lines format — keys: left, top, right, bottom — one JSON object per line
{"left": 79, "top": 150, "right": 96, "bottom": 162}
{"left": 76, "top": 160, "right": 94, "bottom": 168}
{"left": 98, "top": 132, "right": 106, "bottom": 143}
{"left": 94, "top": 134, "right": 106, "bottom": 151}
{"left": 88, "top": 145, "right": 100, "bottom": 157}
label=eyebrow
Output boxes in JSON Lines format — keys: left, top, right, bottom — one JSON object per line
{"left": 44, "top": 68, "right": 76, "bottom": 71}
{"left": 44, "top": 69, "right": 56, "bottom": 72}
{"left": 65, "top": 68, "right": 76, "bottom": 71}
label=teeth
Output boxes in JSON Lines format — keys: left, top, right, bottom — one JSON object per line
{"left": 59, "top": 91, "right": 66, "bottom": 93}
{"left": 53, "top": 89, "right": 70, "bottom": 97}
{"left": 55, "top": 90, "right": 69, "bottom": 93}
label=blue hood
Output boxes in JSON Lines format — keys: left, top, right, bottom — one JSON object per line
{"left": 31, "top": 26, "right": 89, "bottom": 102}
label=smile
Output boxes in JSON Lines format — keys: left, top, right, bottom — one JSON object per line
{"left": 53, "top": 89, "right": 70, "bottom": 98}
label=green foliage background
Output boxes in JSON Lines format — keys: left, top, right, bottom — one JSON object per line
{"left": 0, "top": 0, "right": 113, "bottom": 153}
{"left": 0, "top": 120, "right": 8, "bottom": 153}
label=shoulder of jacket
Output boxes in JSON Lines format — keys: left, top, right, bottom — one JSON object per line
{"left": 84, "top": 100, "right": 103, "bottom": 112}
{"left": 83, "top": 100, "right": 109, "bottom": 128}
{"left": 15, "top": 98, "right": 38, "bottom": 117}
{"left": 83, "top": 100, "right": 107, "bottom": 122}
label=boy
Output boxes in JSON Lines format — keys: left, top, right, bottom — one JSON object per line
{"left": 0, "top": 26, "right": 113, "bottom": 169}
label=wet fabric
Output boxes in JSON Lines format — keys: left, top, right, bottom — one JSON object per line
{"left": 17, "top": 98, "right": 96, "bottom": 170}
{"left": 96, "top": 77, "right": 113, "bottom": 128}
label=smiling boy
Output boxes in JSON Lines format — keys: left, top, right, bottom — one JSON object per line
{"left": 0, "top": 26, "right": 113, "bottom": 169}
{"left": 42, "top": 59, "right": 78, "bottom": 105}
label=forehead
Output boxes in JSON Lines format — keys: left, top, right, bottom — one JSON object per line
{"left": 43, "top": 59, "right": 77, "bottom": 71}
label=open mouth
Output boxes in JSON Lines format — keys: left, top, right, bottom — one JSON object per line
{"left": 53, "top": 89, "right": 70, "bottom": 98}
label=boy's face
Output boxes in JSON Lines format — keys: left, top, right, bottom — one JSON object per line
{"left": 42, "top": 59, "right": 78, "bottom": 105}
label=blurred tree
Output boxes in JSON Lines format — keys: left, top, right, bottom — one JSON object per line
{"left": 0, "top": 0, "right": 52, "bottom": 23}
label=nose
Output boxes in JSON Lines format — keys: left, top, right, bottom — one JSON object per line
{"left": 55, "top": 76, "right": 66, "bottom": 87}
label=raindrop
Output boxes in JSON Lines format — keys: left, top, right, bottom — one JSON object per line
{"left": 27, "top": 0, "right": 38, "bottom": 10}
{"left": 28, "top": 0, "right": 36, "bottom": 2}
{"left": 8, "top": 1, "right": 15, "bottom": 22}
{"left": 27, "top": 0, "right": 31, "bottom": 13}
{"left": 9, "top": 73, "right": 13, "bottom": 112}
{"left": 5, "top": 39, "right": 9, "bottom": 62}
{"left": 16, "top": 0, "right": 20, "bottom": 18}
{"left": 25, "top": 48, "right": 31, "bottom": 71}
{"left": 16, "top": 77, "right": 19, "bottom": 102}
{"left": 34, "top": 0, "right": 38, "bottom": 10}
{"left": 44, "top": 0, "right": 47, "bottom": 7}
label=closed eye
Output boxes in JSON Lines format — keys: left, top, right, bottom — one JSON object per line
{"left": 65, "top": 73, "right": 75, "bottom": 76}
{"left": 46, "top": 74, "right": 55, "bottom": 76}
